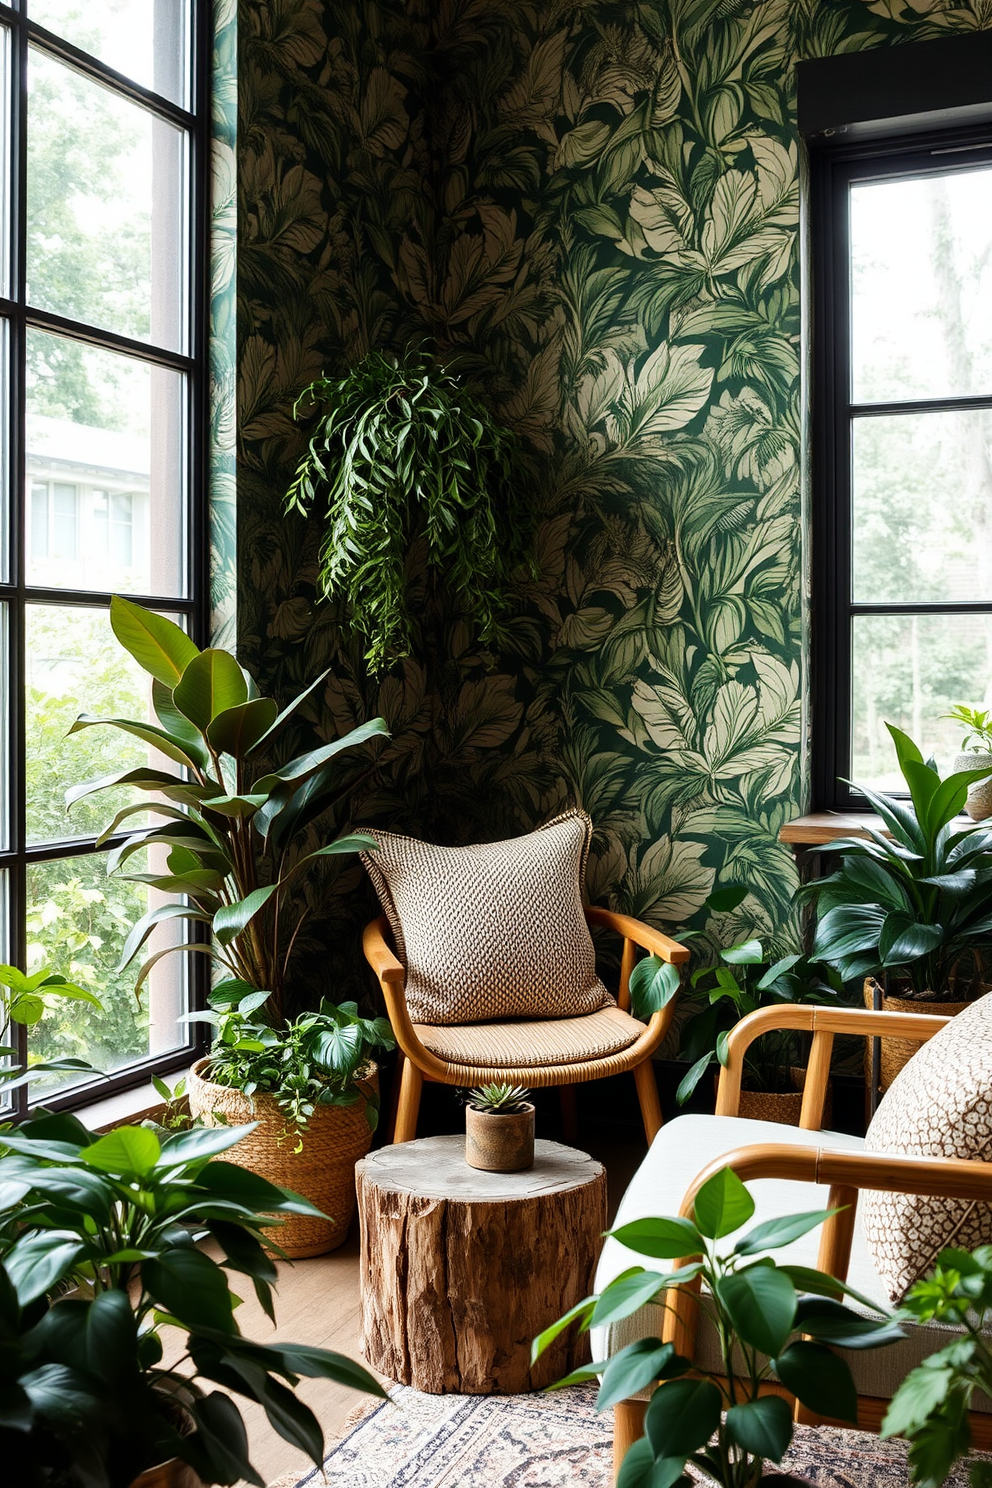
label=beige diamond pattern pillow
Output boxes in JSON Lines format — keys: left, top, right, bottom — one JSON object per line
{"left": 359, "top": 809, "right": 611, "bottom": 1026}
{"left": 862, "top": 991, "right": 992, "bottom": 1302}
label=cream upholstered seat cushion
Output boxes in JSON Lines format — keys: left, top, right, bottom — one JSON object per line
{"left": 414, "top": 1004, "right": 643, "bottom": 1069}
{"left": 359, "top": 809, "right": 610, "bottom": 1026}
{"left": 591, "top": 1114, "right": 991, "bottom": 1409}
{"left": 862, "top": 991, "right": 992, "bottom": 1303}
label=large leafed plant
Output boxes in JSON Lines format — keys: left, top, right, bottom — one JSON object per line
{"left": 285, "top": 346, "right": 531, "bottom": 674}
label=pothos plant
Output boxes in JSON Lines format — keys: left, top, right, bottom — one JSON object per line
{"left": 534, "top": 1166, "right": 903, "bottom": 1488}
{"left": 285, "top": 345, "right": 532, "bottom": 675}
{"left": 66, "top": 596, "right": 394, "bottom": 1123}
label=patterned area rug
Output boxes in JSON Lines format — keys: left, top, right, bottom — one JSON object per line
{"left": 268, "top": 1383, "right": 982, "bottom": 1488}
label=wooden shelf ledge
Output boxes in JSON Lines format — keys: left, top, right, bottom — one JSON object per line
{"left": 780, "top": 810, "right": 971, "bottom": 846}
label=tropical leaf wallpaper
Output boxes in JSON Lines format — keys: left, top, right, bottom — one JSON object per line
{"left": 234, "top": 0, "right": 992, "bottom": 1004}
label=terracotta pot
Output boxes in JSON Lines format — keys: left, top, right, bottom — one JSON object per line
{"left": 863, "top": 979, "right": 975, "bottom": 1091}
{"left": 728, "top": 1068, "right": 833, "bottom": 1128}
{"left": 187, "top": 1058, "right": 378, "bottom": 1257}
{"left": 465, "top": 1102, "right": 535, "bottom": 1172}
{"left": 953, "top": 752, "right": 992, "bottom": 821}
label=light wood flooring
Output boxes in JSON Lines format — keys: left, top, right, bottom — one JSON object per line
{"left": 210, "top": 1130, "right": 644, "bottom": 1486}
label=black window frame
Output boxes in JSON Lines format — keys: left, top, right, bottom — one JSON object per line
{"left": 0, "top": 0, "right": 211, "bottom": 1119}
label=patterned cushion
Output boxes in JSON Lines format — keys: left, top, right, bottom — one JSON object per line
{"left": 862, "top": 992, "right": 992, "bottom": 1302}
{"left": 359, "top": 810, "right": 611, "bottom": 1026}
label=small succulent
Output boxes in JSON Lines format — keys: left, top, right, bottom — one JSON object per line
{"left": 466, "top": 1082, "right": 532, "bottom": 1114}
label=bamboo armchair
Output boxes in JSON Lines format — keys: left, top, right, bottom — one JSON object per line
{"left": 362, "top": 906, "right": 689, "bottom": 1144}
{"left": 604, "top": 1004, "right": 992, "bottom": 1473}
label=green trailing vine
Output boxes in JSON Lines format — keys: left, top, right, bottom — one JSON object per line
{"left": 285, "top": 347, "right": 531, "bottom": 675}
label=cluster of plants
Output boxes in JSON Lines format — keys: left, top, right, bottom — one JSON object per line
{"left": 0, "top": 1111, "right": 384, "bottom": 1486}
{"left": 535, "top": 1165, "right": 902, "bottom": 1488}
{"left": 189, "top": 983, "right": 393, "bottom": 1132}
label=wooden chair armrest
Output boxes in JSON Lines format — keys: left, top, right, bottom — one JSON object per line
{"left": 585, "top": 906, "right": 690, "bottom": 964}
{"left": 361, "top": 917, "right": 450, "bottom": 1081}
{"left": 716, "top": 1004, "right": 952, "bottom": 1125}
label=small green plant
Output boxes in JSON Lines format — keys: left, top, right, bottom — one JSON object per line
{"left": 802, "top": 724, "right": 992, "bottom": 998}
{"left": 466, "top": 1082, "right": 532, "bottom": 1114}
{"left": 189, "top": 984, "right": 394, "bottom": 1133}
{"left": 534, "top": 1166, "right": 903, "bottom": 1488}
{"left": 882, "top": 1245, "right": 992, "bottom": 1488}
{"left": 945, "top": 705, "right": 992, "bottom": 755}
{"left": 148, "top": 1071, "right": 192, "bottom": 1132}
{"left": 0, "top": 1110, "right": 386, "bottom": 1486}
{"left": 0, "top": 962, "right": 103, "bottom": 1093}
{"left": 285, "top": 346, "right": 531, "bottom": 675}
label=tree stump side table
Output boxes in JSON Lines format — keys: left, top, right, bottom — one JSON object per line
{"left": 356, "top": 1135, "right": 607, "bottom": 1394}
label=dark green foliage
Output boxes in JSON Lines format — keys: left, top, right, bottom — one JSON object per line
{"left": 0, "top": 1112, "right": 385, "bottom": 1486}
{"left": 534, "top": 1166, "right": 903, "bottom": 1488}
{"left": 882, "top": 1246, "right": 992, "bottom": 1488}
{"left": 803, "top": 725, "right": 992, "bottom": 997}
{"left": 285, "top": 347, "right": 532, "bottom": 675}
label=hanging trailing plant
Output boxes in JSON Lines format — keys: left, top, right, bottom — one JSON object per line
{"left": 285, "top": 346, "right": 531, "bottom": 675}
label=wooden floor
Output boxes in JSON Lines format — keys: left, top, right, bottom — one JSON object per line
{"left": 209, "top": 1130, "right": 644, "bottom": 1486}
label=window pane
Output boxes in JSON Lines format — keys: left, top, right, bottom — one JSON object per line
{"left": 852, "top": 408, "right": 992, "bottom": 603}
{"left": 26, "top": 850, "right": 190, "bottom": 1098}
{"left": 27, "top": 48, "right": 187, "bottom": 352}
{"left": 0, "top": 606, "right": 7, "bottom": 851}
{"left": 851, "top": 166, "right": 992, "bottom": 403}
{"left": 28, "top": 0, "right": 189, "bottom": 107}
{"left": 25, "top": 603, "right": 184, "bottom": 845}
{"left": 852, "top": 612, "right": 992, "bottom": 790}
{"left": 26, "top": 330, "right": 186, "bottom": 595}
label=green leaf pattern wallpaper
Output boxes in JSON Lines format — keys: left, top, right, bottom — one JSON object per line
{"left": 234, "top": 0, "right": 992, "bottom": 1002}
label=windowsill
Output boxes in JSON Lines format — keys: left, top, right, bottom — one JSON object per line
{"left": 71, "top": 1076, "right": 183, "bottom": 1133}
{"left": 779, "top": 810, "right": 973, "bottom": 846}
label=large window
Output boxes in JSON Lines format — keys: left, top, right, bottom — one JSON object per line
{"left": 0, "top": 0, "right": 208, "bottom": 1116}
{"left": 810, "top": 126, "right": 992, "bottom": 807}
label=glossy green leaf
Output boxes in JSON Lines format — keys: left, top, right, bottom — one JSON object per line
{"left": 110, "top": 595, "right": 199, "bottom": 686}
{"left": 618, "top": 1440, "right": 689, "bottom": 1488}
{"left": 629, "top": 955, "right": 681, "bottom": 1018}
{"left": 143, "top": 1247, "right": 238, "bottom": 1333}
{"left": 725, "top": 1395, "right": 793, "bottom": 1459}
{"left": 597, "top": 1338, "right": 688, "bottom": 1409}
{"left": 206, "top": 697, "right": 279, "bottom": 757}
{"left": 735, "top": 1208, "right": 837, "bottom": 1256}
{"left": 692, "top": 1166, "right": 754, "bottom": 1240}
{"left": 773, "top": 1340, "right": 858, "bottom": 1422}
{"left": 715, "top": 1264, "right": 797, "bottom": 1356}
{"left": 608, "top": 1216, "right": 703, "bottom": 1259}
{"left": 214, "top": 885, "right": 277, "bottom": 946}
{"left": 644, "top": 1377, "right": 722, "bottom": 1457}
{"left": 174, "top": 648, "right": 250, "bottom": 729}
{"left": 83, "top": 1125, "right": 161, "bottom": 1177}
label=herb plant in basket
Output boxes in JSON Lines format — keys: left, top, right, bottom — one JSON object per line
{"left": 66, "top": 595, "right": 394, "bottom": 1255}
{"left": 0, "top": 1110, "right": 386, "bottom": 1487}
{"left": 533, "top": 1165, "right": 902, "bottom": 1488}
{"left": 802, "top": 724, "right": 992, "bottom": 1088}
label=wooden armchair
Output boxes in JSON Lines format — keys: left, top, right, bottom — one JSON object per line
{"left": 362, "top": 906, "right": 689, "bottom": 1144}
{"left": 595, "top": 1004, "right": 992, "bottom": 1475}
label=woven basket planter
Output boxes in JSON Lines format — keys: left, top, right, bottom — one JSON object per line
{"left": 187, "top": 1058, "right": 378, "bottom": 1258}
{"left": 953, "top": 752, "right": 992, "bottom": 821}
{"left": 863, "top": 979, "right": 974, "bottom": 1092}
{"left": 732, "top": 1067, "right": 832, "bottom": 1127}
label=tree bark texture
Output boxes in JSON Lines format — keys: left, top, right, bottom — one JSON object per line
{"left": 357, "top": 1136, "right": 607, "bottom": 1394}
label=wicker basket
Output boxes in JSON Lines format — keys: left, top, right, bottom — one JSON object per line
{"left": 187, "top": 1058, "right": 378, "bottom": 1258}
{"left": 863, "top": 979, "right": 974, "bottom": 1092}
{"left": 953, "top": 752, "right": 992, "bottom": 821}
{"left": 734, "top": 1067, "right": 832, "bottom": 1128}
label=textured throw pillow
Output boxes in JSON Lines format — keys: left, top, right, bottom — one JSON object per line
{"left": 359, "top": 809, "right": 611, "bottom": 1026}
{"left": 862, "top": 992, "right": 992, "bottom": 1302}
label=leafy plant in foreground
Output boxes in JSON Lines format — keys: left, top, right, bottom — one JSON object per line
{"left": 534, "top": 1165, "right": 902, "bottom": 1488}
{"left": 0, "top": 963, "right": 103, "bottom": 1094}
{"left": 0, "top": 1111, "right": 386, "bottom": 1486}
{"left": 802, "top": 724, "right": 992, "bottom": 998}
{"left": 882, "top": 1245, "right": 992, "bottom": 1488}
{"left": 285, "top": 345, "right": 531, "bottom": 674}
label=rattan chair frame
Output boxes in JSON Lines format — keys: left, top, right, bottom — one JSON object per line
{"left": 362, "top": 906, "right": 689, "bottom": 1144}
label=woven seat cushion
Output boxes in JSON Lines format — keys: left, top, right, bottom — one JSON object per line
{"left": 359, "top": 810, "right": 610, "bottom": 1026}
{"left": 414, "top": 1004, "right": 643, "bottom": 1069}
{"left": 862, "top": 991, "right": 992, "bottom": 1303}
{"left": 593, "top": 1114, "right": 992, "bottom": 1409}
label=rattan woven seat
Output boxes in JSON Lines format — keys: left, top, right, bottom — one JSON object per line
{"left": 363, "top": 907, "right": 690, "bottom": 1143}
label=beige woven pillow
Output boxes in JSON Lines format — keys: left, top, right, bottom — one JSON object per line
{"left": 862, "top": 992, "right": 992, "bottom": 1302}
{"left": 359, "top": 809, "right": 611, "bottom": 1026}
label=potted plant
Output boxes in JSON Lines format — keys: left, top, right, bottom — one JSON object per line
{"left": 533, "top": 1165, "right": 902, "bottom": 1488}
{"left": 0, "top": 962, "right": 104, "bottom": 1095}
{"left": 0, "top": 1110, "right": 386, "bottom": 1487}
{"left": 66, "top": 595, "right": 394, "bottom": 1255}
{"left": 882, "top": 1245, "right": 992, "bottom": 1487}
{"left": 284, "top": 346, "right": 532, "bottom": 675}
{"left": 464, "top": 1083, "right": 535, "bottom": 1172}
{"left": 945, "top": 704, "right": 992, "bottom": 821}
{"left": 629, "top": 887, "right": 842, "bottom": 1124}
{"left": 802, "top": 723, "right": 992, "bottom": 1088}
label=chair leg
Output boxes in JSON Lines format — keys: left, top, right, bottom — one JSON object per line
{"left": 614, "top": 1398, "right": 647, "bottom": 1477}
{"left": 633, "top": 1058, "right": 663, "bottom": 1145}
{"left": 558, "top": 1086, "right": 579, "bottom": 1145}
{"left": 393, "top": 1060, "right": 423, "bottom": 1144}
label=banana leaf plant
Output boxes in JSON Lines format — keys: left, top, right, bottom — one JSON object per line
{"left": 802, "top": 724, "right": 992, "bottom": 998}
{"left": 66, "top": 595, "right": 389, "bottom": 1024}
